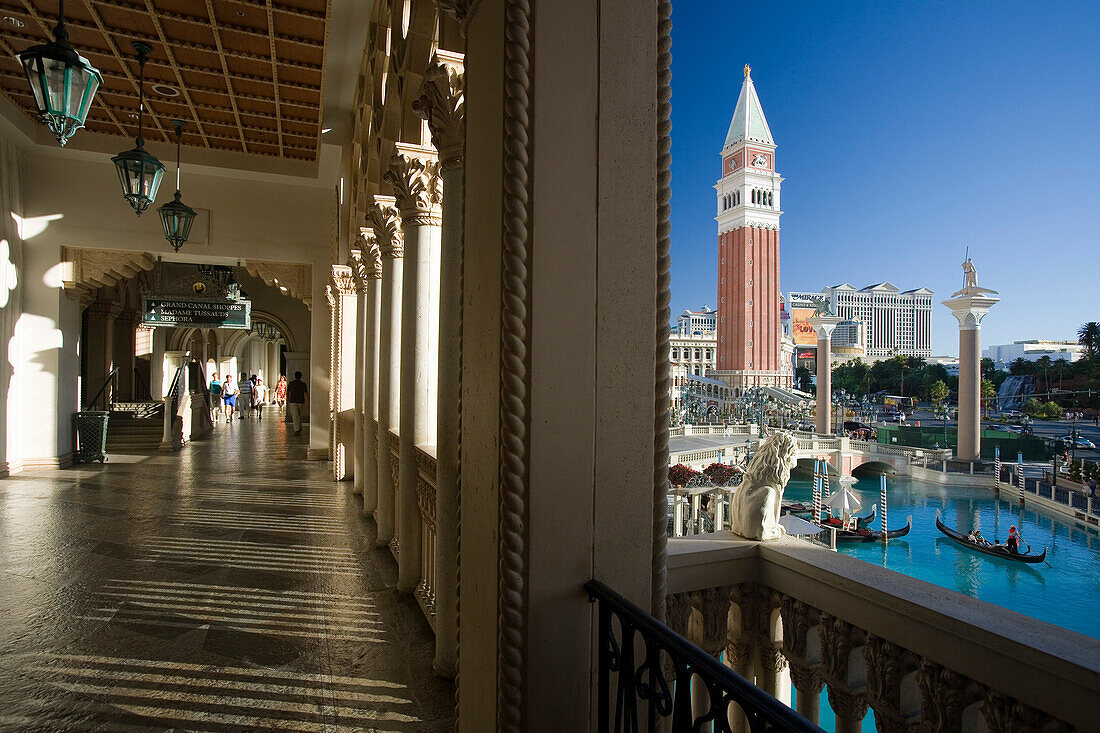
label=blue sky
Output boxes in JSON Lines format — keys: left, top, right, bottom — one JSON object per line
{"left": 670, "top": 1, "right": 1099, "bottom": 356}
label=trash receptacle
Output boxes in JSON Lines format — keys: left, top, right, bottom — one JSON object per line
{"left": 73, "top": 411, "right": 110, "bottom": 463}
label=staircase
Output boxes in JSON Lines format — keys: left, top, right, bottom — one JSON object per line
{"left": 106, "top": 403, "right": 165, "bottom": 451}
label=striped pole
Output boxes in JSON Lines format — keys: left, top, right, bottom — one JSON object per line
{"left": 821, "top": 459, "right": 832, "bottom": 519}
{"left": 812, "top": 460, "right": 821, "bottom": 524}
{"left": 1017, "top": 452, "right": 1025, "bottom": 505}
{"left": 994, "top": 445, "right": 1001, "bottom": 496}
{"left": 880, "top": 475, "right": 888, "bottom": 544}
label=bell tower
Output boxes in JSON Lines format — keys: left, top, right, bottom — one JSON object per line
{"left": 714, "top": 65, "right": 788, "bottom": 392}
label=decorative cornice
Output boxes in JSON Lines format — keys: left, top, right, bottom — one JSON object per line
{"left": 384, "top": 148, "right": 442, "bottom": 223}
{"left": 245, "top": 261, "right": 313, "bottom": 310}
{"left": 367, "top": 196, "right": 404, "bottom": 258}
{"left": 413, "top": 52, "right": 465, "bottom": 168}
{"left": 60, "top": 247, "right": 156, "bottom": 303}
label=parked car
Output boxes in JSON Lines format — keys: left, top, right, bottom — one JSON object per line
{"left": 1002, "top": 410, "right": 1022, "bottom": 419}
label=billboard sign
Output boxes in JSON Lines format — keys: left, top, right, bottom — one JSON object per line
{"left": 788, "top": 292, "right": 821, "bottom": 347}
{"left": 143, "top": 297, "right": 252, "bottom": 330}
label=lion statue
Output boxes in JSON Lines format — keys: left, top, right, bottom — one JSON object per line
{"left": 728, "top": 431, "right": 799, "bottom": 541}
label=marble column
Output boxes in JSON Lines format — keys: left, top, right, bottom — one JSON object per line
{"left": 943, "top": 290, "right": 999, "bottom": 461}
{"left": 357, "top": 233, "right": 383, "bottom": 517}
{"left": 350, "top": 248, "right": 368, "bottom": 496}
{"left": 809, "top": 315, "right": 841, "bottom": 436}
{"left": 414, "top": 50, "right": 464, "bottom": 678}
{"left": 368, "top": 197, "right": 402, "bottom": 548}
{"left": 330, "top": 265, "right": 358, "bottom": 481}
{"left": 112, "top": 309, "right": 140, "bottom": 402}
{"left": 84, "top": 300, "right": 120, "bottom": 409}
{"left": 385, "top": 144, "right": 441, "bottom": 594}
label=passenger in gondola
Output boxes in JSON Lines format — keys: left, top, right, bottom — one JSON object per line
{"left": 1007, "top": 526, "right": 1021, "bottom": 555}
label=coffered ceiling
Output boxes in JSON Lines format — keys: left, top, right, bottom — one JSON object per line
{"left": 0, "top": 0, "right": 331, "bottom": 161}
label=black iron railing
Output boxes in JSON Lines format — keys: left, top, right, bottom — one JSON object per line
{"left": 585, "top": 580, "right": 822, "bottom": 733}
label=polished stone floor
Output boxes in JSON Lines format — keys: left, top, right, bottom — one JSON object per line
{"left": 0, "top": 408, "right": 454, "bottom": 732}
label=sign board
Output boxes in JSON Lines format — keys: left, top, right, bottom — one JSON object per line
{"left": 788, "top": 292, "right": 823, "bottom": 347}
{"left": 143, "top": 297, "right": 252, "bottom": 330}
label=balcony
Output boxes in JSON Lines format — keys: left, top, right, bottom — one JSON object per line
{"left": 660, "top": 533, "right": 1098, "bottom": 731}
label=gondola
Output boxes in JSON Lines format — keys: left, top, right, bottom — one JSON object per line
{"left": 832, "top": 516, "right": 911, "bottom": 543}
{"left": 935, "top": 512, "right": 1047, "bottom": 564}
{"left": 781, "top": 501, "right": 812, "bottom": 515}
{"left": 818, "top": 504, "right": 877, "bottom": 531}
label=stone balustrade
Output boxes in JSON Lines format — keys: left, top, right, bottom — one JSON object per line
{"left": 415, "top": 445, "right": 438, "bottom": 627}
{"left": 666, "top": 534, "right": 1097, "bottom": 731}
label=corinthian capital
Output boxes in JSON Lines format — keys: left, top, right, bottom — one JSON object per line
{"left": 413, "top": 52, "right": 465, "bottom": 167}
{"left": 436, "top": 0, "right": 474, "bottom": 26}
{"left": 357, "top": 228, "right": 383, "bottom": 279}
{"left": 331, "top": 265, "right": 356, "bottom": 297}
{"left": 383, "top": 146, "right": 441, "bottom": 223}
{"left": 367, "top": 196, "right": 403, "bottom": 258}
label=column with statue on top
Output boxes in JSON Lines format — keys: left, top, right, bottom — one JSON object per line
{"left": 943, "top": 255, "right": 999, "bottom": 462}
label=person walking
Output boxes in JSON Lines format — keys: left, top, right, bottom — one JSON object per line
{"left": 287, "top": 371, "right": 308, "bottom": 436}
{"left": 238, "top": 372, "right": 253, "bottom": 419}
{"left": 222, "top": 375, "right": 238, "bottom": 422}
{"left": 274, "top": 375, "right": 287, "bottom": 412}
{"left": 253, "top": 375, "right": 266, "bottom": 420}
{"left": 208, "top": 372, "right": 223, "bottom": 425}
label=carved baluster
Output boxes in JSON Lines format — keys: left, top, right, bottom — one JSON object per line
{"left": 690, "top": 587, "right": 733, "bottom": 732}
{"left": 980, "top": 689, "right": 1057, "bottom": 733}
{"left": 917, "top": 659, "right": 977, "bottom": 733}
{"left": 864, "top": 635, "right": 919, "bottom": 732}
{"left": 819, "top": 614, "right": 868, "bottom": 733}
{"left": 779, "top": 594, "right": 823, "bottom": 724}
{"left": 755, "top": 589, "right": 788, "bottom": 704}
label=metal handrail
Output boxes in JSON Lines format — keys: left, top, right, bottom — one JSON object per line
{"left": 87, "top": 367, "right": 120, "bottom": 411}
{"left": 585, "top": 579, "right": 823, "bottom": 733}
{"left": 133, "top": 367, "right": 152, "bottom": 401}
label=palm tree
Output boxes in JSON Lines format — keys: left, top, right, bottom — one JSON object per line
{"left": 1010, "top": 358, "right": 1031, "bottom": 376}
{"left": 1079, "top": 322, "right": 1100, "bottom": 359}
{"left": 1036, "top": 356, "right": 1052, "bottom": 393}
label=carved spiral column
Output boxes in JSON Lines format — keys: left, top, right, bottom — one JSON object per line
{"left": 414, "top": 50, "right": 464, "bottom": 678}
{"left": 819, "top": 614, "right": 869, "bottom": 733}
{"left": 330, "top": 265, "right": 358, "bottom": 481}
{"left": 359, "top": 236, "right": 383, "bottom": 517}
{"left": 369, "top": 197, "right": 403, "bottom": 547}
{"left": 778, "top": 595, "right": 824, "bottom": 725}
{"left": 385, "top": 147, "right": 441, "bottom": 594}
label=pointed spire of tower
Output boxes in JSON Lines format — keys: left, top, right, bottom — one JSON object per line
{"left": 724, "top": 64, "right": 774, "bottom": 149}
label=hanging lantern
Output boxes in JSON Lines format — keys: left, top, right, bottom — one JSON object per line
{"left": 157, "top": 119, "right": 196, "bottom": 251}
{"left": 18, "top": 0, "right": 103, "bottom": 146}
{"left": 111, "top": 41, "right": 164, "bottom": 216}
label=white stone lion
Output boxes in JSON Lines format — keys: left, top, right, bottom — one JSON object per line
{"left": 728, "top": 431, "right": 799, "bottom": 541}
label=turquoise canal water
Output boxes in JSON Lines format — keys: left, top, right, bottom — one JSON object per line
{"left": 783, "top": 475, "right": 1100, "bottom": 641}
{"left": 780, "top": 475, "right": 1100, "bottom": 731}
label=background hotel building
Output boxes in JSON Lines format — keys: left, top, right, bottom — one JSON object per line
{"left": 789, "top": 282, "right": 933, "bottom": 366}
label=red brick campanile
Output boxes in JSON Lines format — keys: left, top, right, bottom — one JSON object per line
{"left": 714, "top": 65, "right": 786, "bottom": 392}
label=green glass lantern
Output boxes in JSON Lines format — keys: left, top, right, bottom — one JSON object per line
{"left": 18, "top": 0, "right": 103, "bottom": 146}
{"left": 158, "top": 120, "right": 196, "bottom": 251}
{"left": 111, "top": 42, "right": 165, "bottom": 216}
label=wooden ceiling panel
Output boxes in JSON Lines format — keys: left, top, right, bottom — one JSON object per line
{"left": 0, "top": 0, "right": 331, "bottom": 160}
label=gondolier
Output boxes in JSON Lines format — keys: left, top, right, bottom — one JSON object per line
{"left": 936, "top": 512, "right": 1046, "bottom": 565}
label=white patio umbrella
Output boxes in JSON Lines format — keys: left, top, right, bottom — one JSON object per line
{"left": 779, "top": 514, "right": 822, "bottom": 536}
{"left": 824, "top": 488, "right": 863, "bottom": 514}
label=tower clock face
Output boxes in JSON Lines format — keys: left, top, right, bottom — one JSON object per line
{"left": 752, "top": 153, "right": 769, "bottom": 168}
